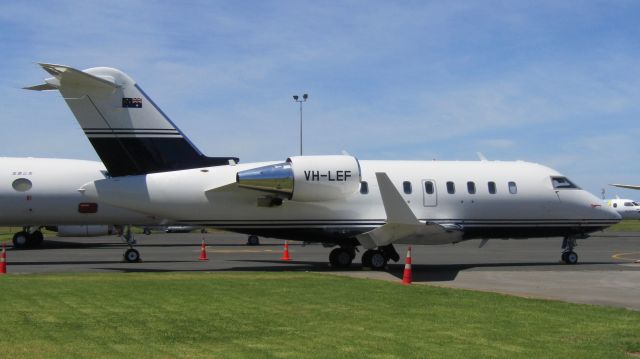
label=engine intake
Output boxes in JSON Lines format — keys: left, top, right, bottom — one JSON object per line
{"left": 236, "top": 155, "right": 362, "bottom": 202}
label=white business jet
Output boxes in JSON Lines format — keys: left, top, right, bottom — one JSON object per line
{"left": 26, "top": 63, "right": 621, "bottom": 268}
{"left": 0, "top": 157, "right": 162, "bottom": 259}
{"left": 604, "top": 197, "right": 640, "bottom": 220}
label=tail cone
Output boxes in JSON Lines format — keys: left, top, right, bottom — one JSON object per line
{"left": 402, "top": 246, "right": 412, "bottom": 285}
{"left": 280, "top": 241, "right": 292, "bottom": 261}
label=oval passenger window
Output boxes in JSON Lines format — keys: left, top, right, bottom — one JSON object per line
{"left": 12, "top": 178, "right": 32, "bottom": 192}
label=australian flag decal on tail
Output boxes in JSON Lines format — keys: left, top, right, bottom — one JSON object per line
{"left": 122, "top": 98, "right": 143, "bottom": 108}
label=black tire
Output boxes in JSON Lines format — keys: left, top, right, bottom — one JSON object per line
{"left": 369, "top": 250, "right": 388, "bottom": 271}
{"left": 329, "top": 248, "right": 353, "bottom": 268}
{"left": 361, "top": 250, "right": 373, "bottom": 268}
{"left": 31, "top": 231, "right": 44, "bottom": 247}
{"left": 247, "top": 235, "right": 260, "bottom": 246}
{"left": 564, "top": 251, "right": 578, "bottom": 265}
{"left": 124, "top": 249, "right": 141, "bottom": 263}
{"left": 12, "top": 231, "right": 31, "bottom": 249}
{"left": 561, "top": 252, "right": 568, "bottom": 263}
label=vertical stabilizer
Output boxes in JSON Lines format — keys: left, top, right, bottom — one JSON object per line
{"left": 27, "top": 63, "right": 238, "bottom": 176}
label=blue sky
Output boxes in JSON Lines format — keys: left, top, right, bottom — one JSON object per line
{"left": 1, "top": 1, "right": 639, "bottom": 198}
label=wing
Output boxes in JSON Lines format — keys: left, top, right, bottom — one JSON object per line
{"left": 610, "top": 184, "right": 640, "bottom": 191}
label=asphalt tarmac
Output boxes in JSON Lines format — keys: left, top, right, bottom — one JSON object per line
{"left": 3, "top": 231, "right": 640, "bottom": 310}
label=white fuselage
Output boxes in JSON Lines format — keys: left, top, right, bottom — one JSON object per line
{"left": 80, "top": 159, "right": 620, "bottom": 244}
{"left": 605, "top": 198, "right": 640, "bottom": 220}
{"left": 0, "top": 157, "right": 162, "bottom": 226}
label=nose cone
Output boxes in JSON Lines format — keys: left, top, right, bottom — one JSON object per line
{"left": 599, "top": 205, "right": 622, "bottom": 221}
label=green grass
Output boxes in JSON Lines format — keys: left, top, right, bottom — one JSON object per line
{"left": 606, "top": 219, "right": 640, "bottom": 232}
{"left": 0, "top": 272, "right": 638, "bottom": 358}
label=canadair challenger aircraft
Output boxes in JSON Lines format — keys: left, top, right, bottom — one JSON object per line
{"left": 26, "top": 63, "right": 621, "bottom": 269}
{"left": 0, "top": 157, "right": 161, "bottom": 251}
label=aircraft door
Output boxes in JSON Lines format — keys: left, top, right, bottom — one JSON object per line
{"left": 422, "top": 180, "right": 437, "bottom": 207}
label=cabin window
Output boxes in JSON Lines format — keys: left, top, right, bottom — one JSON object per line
{"left": 12, "top": 178, "right": 32, "bottom": 192}
{"left": 551, "top": 176, "right": 580, "bottom": 189}
{"left": 424, "top": 181, "right": 434, "bottom": 194}
{"left": 446, "top": 181, "right": 455, "bottom": 194}
{"left": 508, "top": 181, "right": 518, "bottom": 194}
{"left": 403, "top": 181, "right": 412, "bottom": 194}
{"left": 360, "top": 181, "right": 369, "bottom": 195}
{"left": 488, "top": 181, "right": 496, "bottom": 194}
{"left": 613, "top": 203, "right": 618, "bottom": 208}
{"left": 467, "top": 181, "right": 476, "bottom": 194}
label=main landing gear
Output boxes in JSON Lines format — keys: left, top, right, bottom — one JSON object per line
{"left": 120, "top": 225, "right": 141, "bottom": 263}
{"left": 328, "top": 244, "right": 401, "bottom": 271}
{"left": 247, "top": 235, "right": 260, "bottom": 246}
{"left": 361, "top": 244, "right": 400, "bottom": 271}
{"left": 329, "top": 246, "right": 356, "bottom": 268}
{"left": 12, "top": 227, "right": 44, "bottom": 249}
{"left": 561, "top": 236, "right": 578, "bottom": 265}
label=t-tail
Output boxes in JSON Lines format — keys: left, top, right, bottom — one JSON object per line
{"left": 25, "top": 63, "right": 238, "bottom": 177}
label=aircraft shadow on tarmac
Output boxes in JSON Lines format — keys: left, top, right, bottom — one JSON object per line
{"left": 208, "top": 259, "right": 619, "bottom": 282}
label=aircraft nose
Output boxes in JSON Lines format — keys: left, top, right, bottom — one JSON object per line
{"left": 599, "top": 205, "right": 622, "bottom": 221}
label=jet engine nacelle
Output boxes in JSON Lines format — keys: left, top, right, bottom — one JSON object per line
{"left": 56, "top": 225, "right": 113, "bottom": 237}
{"left": 236, "top": 155, "right": 362, "bottom": 202}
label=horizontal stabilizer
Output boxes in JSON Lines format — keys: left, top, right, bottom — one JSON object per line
{"left": 23, "top": 83, "right": 57, "bottom": 91}
{"left": 37, "top": 63, "right": 118, "bottom": 90}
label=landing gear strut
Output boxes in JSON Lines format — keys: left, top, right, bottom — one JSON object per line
{"left": 329, "top": 246, "right": 356, "bottom": 268}
{"left": 561, "top": 236, "right": 578, "bottom": 265}
{"left": 120, "top": 225, "right": 141, "bottom": 262}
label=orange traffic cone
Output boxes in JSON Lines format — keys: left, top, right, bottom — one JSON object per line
{"left": 1, "top": 242, "right": 7, "bottom": 275}
{"left": 402, "top": 246, "right": 412, "bottom": 285}
{"left": 280, "top": 241, "right": 291, "bottom": 261}
{"left": 198, "top": 238, "right": 208, "bottom": 261}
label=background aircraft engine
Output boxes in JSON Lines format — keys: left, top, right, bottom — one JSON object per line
{"left": 56, "top": 225, "right": 113, "bottom": 237}
{"left": 236, "top": 155, "right": 362, "bottom": 202}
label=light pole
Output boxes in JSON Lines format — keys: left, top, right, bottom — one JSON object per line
{"left": 293, "top": 93, "right": 308, "bottom": 155}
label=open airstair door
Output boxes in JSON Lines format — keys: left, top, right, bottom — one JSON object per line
{"left": 356, "top": 173, "right": 462, "bottom": 249}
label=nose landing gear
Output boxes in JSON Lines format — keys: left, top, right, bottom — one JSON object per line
{"left": 119, "top": 225, "right": 141, "bottom": 263}
{"left": 561, "top": 236, "right": 578, "bottom": 265}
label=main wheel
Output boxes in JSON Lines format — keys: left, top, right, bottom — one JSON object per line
{"left": 564, "top": 251, "right": 578, "bottom": 265}
{"left": 124, "top": 248, "right": 141, "bottom": 263}
{"left": 247, "top": 235, "right": 260, "bottom": 246}
{"left": 12, "top": 231, "right": 31, "bottom": 249}
{"left": 361, "top": 250, "right": 373, "bottom": 268}
{"left": 30, "top": 231, "right": 44, "bottom": 247}
{"left": 329, "top": 248, "right": 353, "bottom": 268}
{"left": 369, "top": 250, "right": 388, "bottom": 271}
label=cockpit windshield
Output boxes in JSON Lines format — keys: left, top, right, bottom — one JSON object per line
{"left": 551, "top": 176, "right": 580, "bottom": 189}
{"left": 624, "top": 202, "right": 640, "bottom": 207}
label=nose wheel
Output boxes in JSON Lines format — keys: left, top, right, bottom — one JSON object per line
{"left": 120, "top": 225, "right": 141, "bottom": 262}
{"left": 124, "top": 248, "right": 141, "bottom": 262}
{"left": 561, "top": 236, "right": 579, "bottom": 265}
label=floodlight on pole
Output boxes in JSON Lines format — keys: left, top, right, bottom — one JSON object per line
{"left": 293, "top": 93, "right": 308, "bottom": 155}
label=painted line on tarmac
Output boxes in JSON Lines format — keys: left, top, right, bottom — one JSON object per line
{"left": 611, "top": 251, "right": 640, "bottom": 263}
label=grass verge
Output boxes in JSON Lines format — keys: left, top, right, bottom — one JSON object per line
{"left": 606, "top": 219, "right": 640, "bottom": 232}
{"left": 0, "top": 272, "right": 638, "bottom": 358}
